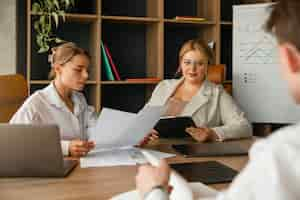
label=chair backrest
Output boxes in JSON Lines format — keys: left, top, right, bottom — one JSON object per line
{"left": 0, "top": 74, "right": 28, "bottom": 122}
{"left": 207, "top": 64, "right": 232, "bottom": 95}
{"left": 207, "top": 64, "right": 226, "bottom": 85}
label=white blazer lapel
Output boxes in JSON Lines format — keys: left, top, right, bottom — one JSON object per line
{"left": 181, "top": 80, "right": 212, "bottom": 116}
{"left": 161, "top": 78, "right": 185, "bottom": 105}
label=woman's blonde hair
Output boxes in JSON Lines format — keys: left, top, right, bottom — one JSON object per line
{"left": 174, "top": 39, "right": 214, "bottom": 78}
{"left": 178, "top": 39, "right": 214, "bottom": 64}
{"left": 48, "top": 42, "right": 90, "bottom": 80}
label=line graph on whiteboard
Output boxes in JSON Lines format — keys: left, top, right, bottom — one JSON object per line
{"left": 239, "top": 34, "right": 278, "bottom": 65}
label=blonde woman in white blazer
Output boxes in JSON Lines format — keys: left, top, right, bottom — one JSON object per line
{"left": 147, "top": 39, "right": 252, "bottom": 142}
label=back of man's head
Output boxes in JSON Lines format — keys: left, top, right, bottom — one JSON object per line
{"left": 265, "top": 0, "right": 300, "bottom": 50}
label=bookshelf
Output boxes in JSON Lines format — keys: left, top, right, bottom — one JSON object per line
{"left": 24, "top": 0, "right": 271, "bottom": 113}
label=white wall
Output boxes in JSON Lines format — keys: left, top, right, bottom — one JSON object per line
{"left": 0, "top": 0, "right": 16, "bottom": 74}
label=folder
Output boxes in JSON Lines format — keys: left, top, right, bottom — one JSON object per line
{"left": 154, "top": 116, "right": 195, "bottom": 138}
{"left": 104, "top": 44, "right": 121, "bottom": 81}
{"left": 101, "top": 41, "right": 115, "bottom": 81}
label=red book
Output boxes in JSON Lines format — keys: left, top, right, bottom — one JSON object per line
{"left": 104, "top": 44, "right": 121, "bottom": 81}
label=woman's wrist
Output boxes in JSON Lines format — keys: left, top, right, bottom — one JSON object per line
{"left": 208, "top": 129, "right": 219, "bottom": 141}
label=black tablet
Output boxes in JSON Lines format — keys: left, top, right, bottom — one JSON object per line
{"left": 170, "top": 161, "right": 238, "bottom": 184}
{"left": 154, "top": 116, "right": 195, "bottom": 138}
{"left": 172, "top": 142, "right": 249, "bottom": 157}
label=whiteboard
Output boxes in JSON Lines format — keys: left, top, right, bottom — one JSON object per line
{"left": 233, "top": 3, "right": 300, "bottom": 123}
{"left": 0, "top": 0, "right": 16, "bottom": 74}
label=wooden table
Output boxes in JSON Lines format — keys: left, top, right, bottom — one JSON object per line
{"left": 0, "top": 138, "right": 254, "bottom": 200}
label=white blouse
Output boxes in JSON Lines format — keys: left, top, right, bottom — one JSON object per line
{"left": 10, "top": 83, "right": 97, "bottom": 155}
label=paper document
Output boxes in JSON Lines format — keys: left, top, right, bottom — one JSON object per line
{"left": 82, "top": 106, "right": 170, "bottom": 168}
{"left": 89, "top": 106, "right": 165, "bottom": 150}
{"left": 80, "top": 148, "right": 175, "bottom": 168}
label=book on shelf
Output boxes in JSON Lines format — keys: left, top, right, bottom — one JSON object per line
{"left": 101, "top": 41, "right": 115, "bottom": 81}
{"left": 103, "top": 44, "right": 121, "bottom": 81}
{"left": 125, "top": 77, "right": 162, "bottom": 82}
{"left": 174, "top": 16, "right": 206, "bottom": 22}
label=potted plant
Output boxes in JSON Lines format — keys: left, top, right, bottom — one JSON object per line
{"left": 31, "top": 0, "right": 76, "bottom": 53}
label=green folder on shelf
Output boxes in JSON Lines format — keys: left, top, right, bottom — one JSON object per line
{"left": 101, "top": 41, "right": 115, "bottom": 81}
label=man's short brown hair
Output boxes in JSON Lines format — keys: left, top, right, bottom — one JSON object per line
{"left": 265, "top": 0, "right": 300, "bottom": 50}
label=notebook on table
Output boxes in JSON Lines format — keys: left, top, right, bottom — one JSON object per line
{"left": 170, "top": 161, "right": 238, "bottom": 184}
{"left": 172, "top": 141, "right": 249, "bottom": 157}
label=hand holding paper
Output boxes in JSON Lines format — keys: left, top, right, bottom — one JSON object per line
{"left": 89, "top": 106, "right": 165, "bottom": 150}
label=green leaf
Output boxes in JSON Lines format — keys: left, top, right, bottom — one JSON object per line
{"left": 58, "top": 10, "right": 66, "bottom": 22}
{"left": 65, "top": 0, "right": 70, "bottom": 8}
{"left": 46, "top": 0, "right": 54, "bottom": 10}
{"left": 52, "top": 12, "right": 59, "bottom": 28}
{"left": 38, "top": 41, "right": 50, "bottom": 53}
{"left": 55, "top": 37, "right": 65, "bottom": 43}
{"left": 33, "top": 21, "right": 40, "bottom": 32}
{"left": 70, "top": 0, "right": 75, "bottom": 6}
{"left": 38, "top": 45, "right": 49, "bottom": 53}
{"left": 33, "top": 0, "right": 76, "bottom": 54}
{"left": 32, "top": 3, "right": 41, "bottom": 13}
{"left": 39, "top": 15, "right": 46, "bottom": 25}
{"left": 53, "top": 0, "right": 60, "bottom": 10}
{"left": 43, "top": 17, "right": 51, "bottom": 34}
{"left": 36, "top": 35, "right": 43, "bottom": 47}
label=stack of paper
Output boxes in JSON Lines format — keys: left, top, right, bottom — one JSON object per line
{"left": 81, "top": 106, "right": 175, "bottom": 168}
{"left": 80, "top": 147, "right": 175, "bottom": 168}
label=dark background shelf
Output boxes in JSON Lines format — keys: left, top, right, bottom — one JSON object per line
{"left": 221, "top": 0, "right": 241, "bottom": 21}
{"left": 101, "top": 22, "right": 147, "bottom": 80}
{"left": 101, "top": 85, "right": 147, "bottom": 113}
{"left": 102, "top": 0, "right": 146, "bottom": 17}
{"left": 221, "top": 25, "right": 233, "bottom": 80}
{"left": 164, "top": 0, "right": 197, "bottom": 19}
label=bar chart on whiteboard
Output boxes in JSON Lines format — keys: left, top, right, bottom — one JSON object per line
{"left": 233, "top": 3, "right": 300, "bottom": 123}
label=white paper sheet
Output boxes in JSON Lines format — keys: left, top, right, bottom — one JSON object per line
{"left": 89, "top": 108, "right": 136, "bottom": 149}
{"left": 82, "top": 106, "right": 170, "bottom": 168}
{"left": 89, "top": 106, "right": 165, "bottom": 150}
{"left": 80, "top": 147, "right": 136, "bottom": 168}
{"left": 80, "top": 148, "right": 175, "bottom": 168}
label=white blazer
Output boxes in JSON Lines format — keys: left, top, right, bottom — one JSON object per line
{"left": 145, "top": 123, "right": 300, "bottom": 200}
{"left": 10, "top": 83, "right": 97, "bottom": 155}
{"left": 146, "top": 78, "right": 252, "bottom": 141}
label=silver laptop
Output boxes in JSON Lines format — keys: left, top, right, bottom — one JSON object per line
{"left": 0, "top": 124, "right": 77, "bottom": 177}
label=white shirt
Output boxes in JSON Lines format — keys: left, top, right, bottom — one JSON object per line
{"left": 10, "top": 83, "right": 97, "bottom": 155}
{"left": 145, "top": 123, "right": 300, "bottom": 200}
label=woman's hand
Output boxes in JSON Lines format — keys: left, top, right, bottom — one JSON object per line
{"left": 185, "top": 127, "right": 218, "bottom": 142}
{"left": 138, "top": 129, "right": 159, "bottom": 147}
{"left": 136, "top": 159, "right": 171, "bottom": 198}
{"left": 69, "top": 139, "right": 95, "bottom": 157}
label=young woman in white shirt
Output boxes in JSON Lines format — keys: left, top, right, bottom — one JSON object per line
{"left": 11, "top": 42, "right": 98, "bottom": 157}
